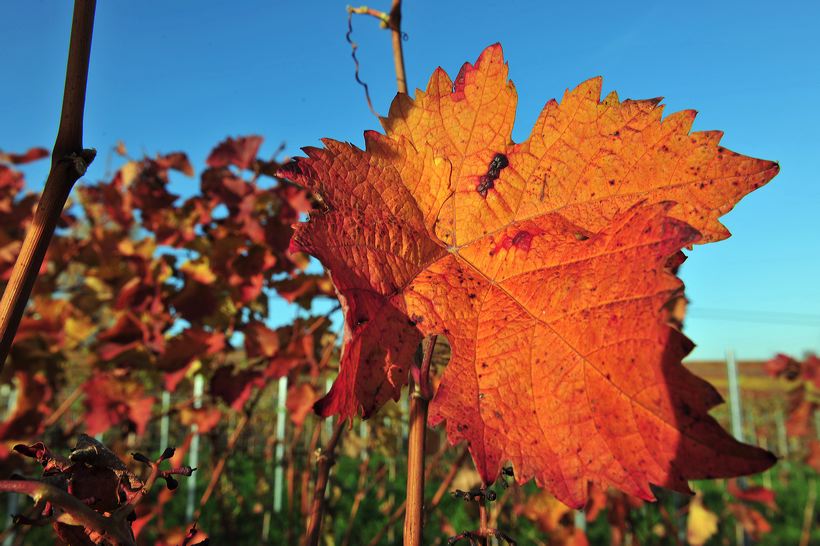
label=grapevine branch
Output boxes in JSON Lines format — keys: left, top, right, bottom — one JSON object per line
{"left": 0, "top": 443, "right": 191, "bottom": 546}
{"left": 367, "top": 448, "right": 468, "bottom": 546}
{"left": 42, "top": 384, "right": 84, "bottom": 428}
{"left": 340, "top": 459, "right": 388, "bottom": 546}
{"left": 0, "top": 0, "right": 97, "bottom": 368}
{"left": 304, "top": 420, "right": 345, "bottom": 546}
{"left": 346, "top": 0, "right": 409, "bottom": 118}
{"left": 388, "top": 0, "right": 408, "bottom": 95}
{"left": 404, "top": 334, "right": 437, "bottom": 546}
{"left": 0, "top": 480, "right": 135, "bottom": 546}
{"left": 447, "top": 483, "right": 517, "bottom": 545}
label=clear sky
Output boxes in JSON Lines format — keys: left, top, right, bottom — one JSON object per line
{"left": 1, "top": 1, "right": 818, "bottom": 361}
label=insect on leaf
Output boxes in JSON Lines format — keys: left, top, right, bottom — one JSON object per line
{"left": 279, "top": 44, "right": 778, "bottom": 507}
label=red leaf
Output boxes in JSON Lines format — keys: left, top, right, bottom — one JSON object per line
{"left": 179, "top": 406, "right": 223, "bottom": 434}
{"left": 802, "top": 354, "right": 820, "bottom": 389}
{"left": 201, "top": 167, "right": 252, "bottom": 207}
{"left": 0, "top": 372, "right": 52, "bottom": 456}
{"left": 0, "top": 147, "right": 49, "bottom": 165}
{"left": 172, "top": 280, "right": 220, "bottom": 323}
{"left": 154, "top": 151, "right": 194, "bottom": 176}
{"left": 210, "top": 365, "right": 258, "bottom": 412}
{"left": 273, "top": 274, "right": 335, "bottom": 309}
{"left": 285, "top": 383, "right": 318, "bottom": 428}
{"left": 159, "top": 328, "right": 225, "bottom": 372}
{"left": 96, "top": 312, "right": 152, "bottom": 361}
{"left": 727, "top": 479, "right": 776, "bottom": 509}
{"left": 765, "top": 353, "right": 800, "bottom": 380}
{"left": 244, "top": 321, "right": 280, "bottom": 359}
{"left": 82, "top": 372, "right": 155, "bottom": 436}
{"left": 786, "top": 388, "right": 815, "bottom": 437}
{"left": 806, "top": 440, "right": 820, "bottom": 473}
{"left": 207, "top": 135, "right": 263, "bottom": 170}
{"left": 727, "top": 502, "right": 772, "bottom": 539}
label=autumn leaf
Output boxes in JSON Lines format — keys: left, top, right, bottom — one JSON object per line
{"left": 686, "top": 493, "right": 719, "bottom": 546}
{"left": 206, "top": 135, "right": 263, "bottom": 170}
{"left": 96, "top": 312, "right": 152, "bottom": 361}
{"left": 210, "top": 365, "right": 260, "bottom": 411}
{"left": 159, "top": 328, "right": 225, "bottom": 391}
{"left": 785, "top": 382, "right": 818, "bottom": 438}
{"left": 273, "top": 273, "right": 336, "bottom": 309}
{"left": 285, "top": 383, "right": 319, "bottom": 428}
{"left": 727, "top": 479, "right": 776, "bottom": 510}
{"left": 178, "top": 406, "right": 223, "bottom": 434}
{"left": 0, "top": 372, "right": 52, "bottom": 457}
{"left": 13, "top": 435, "right": 160, "bottom": 545}
{"left": 82, "top": 371, "right": 155, "bottom": 436}
{"left": 210, "top": 323, "right": 317, "bottom": 411}
{"left": 281, "top": 44, "right": 778, "bottom": 507}
{"left": 0, "top": 147, "right": 49, "bottom": 165}
{"left": 244, "top": 321, "right": 281, "bottom": 359}
{"left": 153, "top": 151, "right": 195, "bottom": 177}
{"left": 765, "top": 353, "right": 801, "bottom": 380}
{"left": 518, "top": 489, "right": 588, "bottom": 545}
{"left": 806, "top": 440, "right": 820, "bottom": 473}
{"left": 727, "top": 502, "right": 772, "bottom": 539}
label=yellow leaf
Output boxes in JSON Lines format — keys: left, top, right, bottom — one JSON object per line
{"left": 687, "top": 494, "right": 719, "bottom": 546}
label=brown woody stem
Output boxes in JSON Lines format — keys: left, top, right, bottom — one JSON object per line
{"left": 300, "top": 422, "right": 321, "bottom": 510}
{"left": 477, "top": 491, "right": 489, "bottom": 546}
{"left": 341, "top": 459, "right": 389, "bottom": 546}
{"left": 0, "top": 0, "right": 97, "bottom": 368}
{"left": 347, "top": 5, "right": 390, "bottom": 24}
{"left": 388, "top": 0, "right": 408, "bottom": 94}
{"left": 403, "top": 334, "right": 437, "bottom": 546}
{"left": 42, "top": 384, "right": 84, "bottom": 428}
{"left": 366, "top": 444, "right": 456, "bottom": 546}
{"left": 430, "top": 449, "right": 469, "bottom": 509}
{"left": 0, "top": 480, "right": 135, "bottom": 546}
{"left": 304, "top": 420, "right": 345, "bottom": 546}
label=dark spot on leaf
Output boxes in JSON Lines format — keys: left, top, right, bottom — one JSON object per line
{"left": 476, "top": 153, "right": 509, "bottom": 197}
{"left": 511, "top": 230, "right": 533, "bottom": 250}
{"left": 477, "top": 175, "right": 494, "bottom": 197}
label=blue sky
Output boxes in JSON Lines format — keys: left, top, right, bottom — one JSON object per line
{"left": 1, "top": 1, "right": 818, "bottom": 361}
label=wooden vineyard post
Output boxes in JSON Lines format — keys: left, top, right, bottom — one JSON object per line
{"left": 274, "top": 376, "right": 288, "bottom": 514}
{"left": 725, "top": 350, "right": 750, "bottom": 546}
{"left": 159, "top": 390, "right": 171, "bottom": 455}
{"left": 185, "top": 374, "right": 205, "bottom": 521}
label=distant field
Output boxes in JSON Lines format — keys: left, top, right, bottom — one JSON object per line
{"left": 686, "top": 360, "right": 794, "bottom": 400}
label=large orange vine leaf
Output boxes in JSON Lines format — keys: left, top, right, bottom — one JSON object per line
{"left": 279, "top": 44, "right": 778, "bottom": 507}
